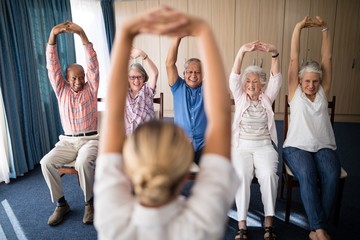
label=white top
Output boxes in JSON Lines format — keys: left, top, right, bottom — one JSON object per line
{"left": 94, "top": 153, "right": 239, "bottom": 240}
{"left": 229, "top": 72, "right": 282, "bottom": 147}
{"left": 283, "top": 85, "right": 337, "bottom": 151}
{"left": 239, "top": 100, "right": 270, "bottom": 141}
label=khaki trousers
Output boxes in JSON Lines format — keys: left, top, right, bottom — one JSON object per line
{"left": 40, "top": 134, "right": 99, "bottom": 203}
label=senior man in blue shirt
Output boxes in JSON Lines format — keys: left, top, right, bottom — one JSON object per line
{"left": 166, "top": 37, "right": 207, "bottom": 165}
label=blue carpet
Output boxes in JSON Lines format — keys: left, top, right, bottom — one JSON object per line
{"left": 1, "top": 121, "right": 359, "bottom": 240}
{"left": 0, "top": 167, "right": 97, "bottom": 240}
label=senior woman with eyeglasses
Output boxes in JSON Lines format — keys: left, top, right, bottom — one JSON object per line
{"left": 126, "top": 48, "right": 159, "bottom": 135}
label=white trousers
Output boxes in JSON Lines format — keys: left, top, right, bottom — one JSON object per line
{"left": 231, "top": 139, "right": 278, "bottom": 221}
{"left": 40, "top": 134, "right": 99, "bottom": 203}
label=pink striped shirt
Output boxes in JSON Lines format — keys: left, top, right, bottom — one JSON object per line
{"left": 46, "top": 43, "right": 99, "bottom": 134}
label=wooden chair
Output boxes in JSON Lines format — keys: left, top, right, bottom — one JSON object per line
{"left": 230, "top": 98, "right": 276, "bottom": 184}
{"left": 153, "top": 92, "right": 164, "bottom": 119}
{"left": 279, "top": 95, "right": 347, "bottom": 224}
{"left": 58, "top": 98, "right": 104, "bottom": 183}
{"left": 58, "top": 94, "right": 165, "bottom": 180}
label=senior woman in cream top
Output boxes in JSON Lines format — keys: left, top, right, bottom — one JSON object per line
{"left": 282, "top": 16, "right": 340, "bottom": 240}
{"left": 229, "top": 41, "right": 282, "bottom": 240}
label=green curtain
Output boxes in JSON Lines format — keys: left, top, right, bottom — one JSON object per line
{"left": 100, "top": 0, "right": 115, "bottom": 53}
{"left": 0, "top": 0, "right": 74, "bottom": 177}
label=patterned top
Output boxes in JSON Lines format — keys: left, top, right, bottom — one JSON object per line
{"left": 239, "top": 100, "right": 270, "bottom": 140}
{"left": 46, "top": 43, "right": 99, "bottom": 134}
{"left": 229, "top": 72, "right": 282, "bottom": 147}
{"left": 125, "top": 83, "right": 155, "bottom": 135}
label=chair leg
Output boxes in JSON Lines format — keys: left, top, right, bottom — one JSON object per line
{"left": 333, "top": 178, "right": 345, "bottom": 225}
{"left": 285, "top": 175, "right": 294, "bottom": 223}
{"left": 280, "top": 173, "right": 285, "bottom": 199}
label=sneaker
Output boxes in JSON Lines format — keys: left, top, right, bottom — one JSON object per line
{"left": 48, "top": 203, "right": 70, "bottom": 226}
{"left": 83, "top": 204, "right": 94, "bottom": 224}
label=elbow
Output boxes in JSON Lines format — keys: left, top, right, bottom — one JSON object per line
{"left": 165, "top": 58, "right": 175, "bottom": 68}
{"left": 153, "top": 71, "right": 159, "bottom": 80}
{"left": 325, "top": 55, "right": 332, "bottom": 63}
{"left": 289, "top": 57, "right": 297, "bottom": 64}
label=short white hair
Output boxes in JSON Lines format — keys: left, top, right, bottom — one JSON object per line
{"left": 299, "top": 60, "right": 322, "bottom": 81}
{"left": 240, "top": 65, "right": 267, "bottom": 86}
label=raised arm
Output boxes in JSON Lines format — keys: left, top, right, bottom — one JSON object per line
{"left": 130, "top": 48, "right": 159, "bottom": 90}
{"left": 316, "top": 16, "right": 332, "bottom": 96}
{"left": 165, "top": 37, "right": 181, "bottom": 86}
{"left": 256, "top": 41, "right": 280, "bottom": 75}
{"left": 199, "top": 26, "right": 231, "bottom": 158}
{"left": 67, "top": 22, "right": 90, "bottom": 45}
{"left": 48, "top": 22, "right": 68, "bottom": 45}
{"left": 100, "top": 5, "right": 230, "bottom": 159}
{"left": 100, "top": 6, "right": 196, "bottom": 154}
{"left": 288, "top": 17, "right": 323, "bottom": 100}
{"left": 288, "top": 18, "right": 304, "bottom": 100}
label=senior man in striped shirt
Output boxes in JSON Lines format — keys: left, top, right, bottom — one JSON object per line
{"left": 40, "top": 21, "right": 99, "bottom": 226}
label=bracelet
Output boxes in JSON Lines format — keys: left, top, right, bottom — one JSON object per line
{"left": 272, "top": 52, "right": 279, "bottom": 58}
{"left": 143, "top": 54, "right": 148, "bottom": 60}
{"left": 321, "top": 28, "right": 328, "bottom": 32}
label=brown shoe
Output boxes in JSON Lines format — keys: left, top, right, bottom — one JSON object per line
{"left": 48, "top": 203, "right": 70, "bottom": 226}
{"left": 83, "top": 204, "right": 94, "bottom": 224}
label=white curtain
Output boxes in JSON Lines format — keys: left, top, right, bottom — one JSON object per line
{"left": 70, "top": 0, "right": 110, "bottom": 112}
{"left": 0, "top": 87, "right": 14, "bottom": 184}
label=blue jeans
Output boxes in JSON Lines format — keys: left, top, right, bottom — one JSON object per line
{"left": 282, "top": 147, "right": 341, "bottom": 230}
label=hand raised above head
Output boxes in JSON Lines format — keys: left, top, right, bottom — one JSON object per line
{"left": 51, "top": 21, "right": 70, "bottom": 36}
{"left": 51, "top": 21, "right": 84, "bottom": 36}
{"left": 314, "top": 16, "right": 327, "bottom": 28}
{"left": 298, "top": 16, "right": 323, "bottom": 29}
{"left": 121, "top": 5, "right": 207, "bottom": 38}
{"left": 64, "top": 22, "right": 84, "bottom": 35}
{"left": 240, "top": 40, "right": 260, "bottom": 53}
{"left": 256, "top": 41, "right": 277, "bottom": 55}
{"left": 130, "top": 48, "right": 145, "bottom": 59}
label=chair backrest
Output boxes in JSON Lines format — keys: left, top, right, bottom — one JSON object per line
{"left": 283, "top": 95, "right": 336, "bottom": 141}
{"left": 98, "top": 94, "right": 164, "bottom": 120}
{"left": 153, "top": 92, "right": 164, "bottom": 119}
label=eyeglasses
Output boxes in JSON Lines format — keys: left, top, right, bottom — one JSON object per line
{"left": 185, "top": 71, "right": 201, "bottom": 75}
{"left": 128, "top": 75, "right": 144, "bottom": 81}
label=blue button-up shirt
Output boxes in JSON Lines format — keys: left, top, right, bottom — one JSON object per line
{"left": 171, "top": 77, "right": 207, "bottom": 151}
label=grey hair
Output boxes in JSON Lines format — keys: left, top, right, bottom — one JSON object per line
{"left": 240, "top": 65, "right": 267, "bottom": 86}
{"left": 183, "top": 58, "right": 201, "bottom": 70}
{"left": 299, "top": 60, "right": 322, "bottom": 81}
{"left": 129, "top": 63, "right": 149, "bottom": 82}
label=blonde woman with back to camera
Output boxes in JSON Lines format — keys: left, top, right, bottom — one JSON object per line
{"left": 94, "top": 5, "right": 239, "bottom": 240}
{"left": 282, "top": 16, "right": 341, "bottom": 240}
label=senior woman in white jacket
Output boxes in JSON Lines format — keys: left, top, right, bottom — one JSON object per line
{"left": 229, "top": 40, "right": 282, "bottom": 240}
